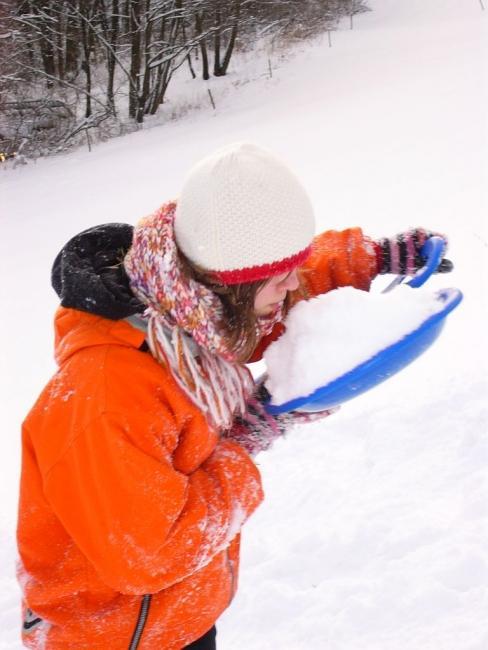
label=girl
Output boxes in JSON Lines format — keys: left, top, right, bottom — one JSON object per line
{"left": 17, "top": 142, "right": 450, "bottom": 649}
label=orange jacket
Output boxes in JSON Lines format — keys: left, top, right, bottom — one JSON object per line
{"left": 17, "top": 227, "right": 378, "bottom": 649}
{"left": 18, "top": 308, "right": 263, "bottom": 649}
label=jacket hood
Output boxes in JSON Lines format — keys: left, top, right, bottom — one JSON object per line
{"left": 51, "top": 223, "right": 145, "bottom": 320}
{"left": 54, "top": 307, "right": 146, "bottom": 366}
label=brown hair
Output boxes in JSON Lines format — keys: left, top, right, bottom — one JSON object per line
{"left": 179, "top": 250, "right": 294, "bottom": 362}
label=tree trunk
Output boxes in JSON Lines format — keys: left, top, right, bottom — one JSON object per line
{"left": 139, "top": 0, "right": 153, "bottom": 118}
{"left": 213, "top": 0, "right": 240, "bottom": 77}
{"left": 56, "top": 5, "right": 66, "bottom": 80}
{"left": 181, "top": 20, "right": 195, "bottom": 79}
{"left": 195, "top": 11, "right": 209, "bottom": 80}
{"left": 213, "top": 4, "right": 222, "bottom": 77}
{"left": 80, "top": 15, "right": 92, "bottom": 117}
{"left": 65, "top": 11, "right": 79, "bottom": 78}
{"left": 219, "top": 1, "right": 241, "bottom": 76}
{"left": 39, "top": 31, "right": 56, "bottom": 87}
{"left": 147, "top": 2, "right": 182, "bottom": 115}
{"left": 128, "top": 0, "right": 142, "bottom": 120}
{"left": 107, "top": 0, "right": 119, "bottom": 114}
{"left": 122, "top": 0, "right": 131, "bottom": 35}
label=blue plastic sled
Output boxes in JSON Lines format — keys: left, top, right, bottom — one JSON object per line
{"left": 265, "top": 237, "right": 463, "bottom": 414}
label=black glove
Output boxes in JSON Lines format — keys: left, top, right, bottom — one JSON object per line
{"left": 376, "top": 228, "right": 453, "bottom": 276}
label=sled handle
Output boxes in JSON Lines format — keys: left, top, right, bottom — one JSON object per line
{"left": 382, "top": 235, "right": 446, "bottom": 293}
{"left": 407, "top": 236, "right": 446, "bottom": 288}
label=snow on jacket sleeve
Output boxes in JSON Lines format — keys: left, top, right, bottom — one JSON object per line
{"left": 42, "top": 409, "right": 263, "bottom": 595}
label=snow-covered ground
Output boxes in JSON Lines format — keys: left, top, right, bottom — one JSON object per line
{"left": 1, "top": 0, "right": 487, "bottom": 647}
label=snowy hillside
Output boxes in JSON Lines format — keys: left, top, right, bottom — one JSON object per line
{"left": 1, "top": 0, "right": 486, "bottom": 648}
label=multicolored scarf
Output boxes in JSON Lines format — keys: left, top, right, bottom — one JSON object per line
{"left": 124, "top": 201, "right": 283, "bottom": 430}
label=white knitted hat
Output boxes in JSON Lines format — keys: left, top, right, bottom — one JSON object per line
{"left": 174, "top": 142, "right": 315, "bottom": 284}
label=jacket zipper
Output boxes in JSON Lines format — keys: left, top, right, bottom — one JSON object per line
{"left": 128, "top": 594, "right": 152, "bottom": 650}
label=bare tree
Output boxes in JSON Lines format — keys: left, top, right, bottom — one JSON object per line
{"left": 97, "top": 0, "right": 120, "bottom": 115}
{"left": 193, "top": 5, "right": 210, "bottom": 80}
{"left": 1, "top": 0, "right": 370, "bottom": 157}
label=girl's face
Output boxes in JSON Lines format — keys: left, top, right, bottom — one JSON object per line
{"left": 254, "top": 269, "right": 300, "bottom": 316}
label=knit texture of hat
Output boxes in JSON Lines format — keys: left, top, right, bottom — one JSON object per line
{"left": 174, "top": 142, "right": 315, "bottom": 284}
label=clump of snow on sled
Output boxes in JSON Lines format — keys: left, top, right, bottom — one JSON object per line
{"left": 264, "top": 285, "right": 446, "bottom": 406}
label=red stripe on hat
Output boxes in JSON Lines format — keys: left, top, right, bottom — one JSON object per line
{"left": 212, "top": 246, "right": 312, "bottom": 285}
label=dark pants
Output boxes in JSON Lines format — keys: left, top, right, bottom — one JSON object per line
{"left": 184, "top": 626, "right": 217, "bottom": 650}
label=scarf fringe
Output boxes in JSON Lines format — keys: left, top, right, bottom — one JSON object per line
{"left": 147, "top": 312, "right": 253, "bottom": 430}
